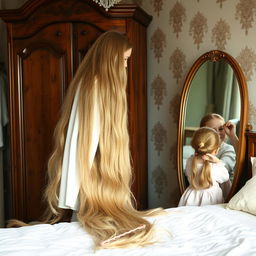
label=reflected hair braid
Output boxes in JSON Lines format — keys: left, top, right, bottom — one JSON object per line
{"left": 190, "top": 127, "right": 220, "bottom": 189}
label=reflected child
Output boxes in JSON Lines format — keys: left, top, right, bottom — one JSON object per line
{"left": 178, "top": 127, "right": 229, "bottom": 206}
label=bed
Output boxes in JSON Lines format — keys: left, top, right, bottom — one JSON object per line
{"left": 1, "top": 143, "right": 256, "bottom": 256}
{"left": 1, "top": 203, "right": 256, "bottom": 256}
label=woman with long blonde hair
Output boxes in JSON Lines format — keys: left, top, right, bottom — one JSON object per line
{"left": 41, "top": 30, "right": 162, "bottom": 249}
{"left": 178, "top": 127, "right": 229, "bottom": 206}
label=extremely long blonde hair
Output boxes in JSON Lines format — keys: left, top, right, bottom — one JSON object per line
{"left": 43, "top": 31, "right": 161, "bottom": 248}
{"left": 190, "top": 127, "right": 220, "bottom": 189}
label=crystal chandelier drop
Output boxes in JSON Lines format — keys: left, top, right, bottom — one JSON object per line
{"left": 93, "top": 0, "right": 122, "bottom": 11}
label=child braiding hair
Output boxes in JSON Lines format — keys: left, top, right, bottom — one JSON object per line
{"left": 179, "top": 126, "right": 229, "bottom": 207}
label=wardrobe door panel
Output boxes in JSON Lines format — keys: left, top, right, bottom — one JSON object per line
{"left": 126, "top": 20, "right": 148, "bottom": 209}
{"left": 11, "top": 23, "right": 72, "bottom": 221}
{"left": 73, "top": 23, "right": 103, "bottom": 71}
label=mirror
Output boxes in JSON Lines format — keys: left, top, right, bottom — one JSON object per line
{"left": 177, "top": 50, "right": 248, "bottom": 202}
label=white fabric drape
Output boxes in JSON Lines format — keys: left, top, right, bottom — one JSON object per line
{"left": 58, "top": 88, "right": 100, "bottom": 211}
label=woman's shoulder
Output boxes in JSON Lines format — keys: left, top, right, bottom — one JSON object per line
{"left": 221, "top": 142, "right": 234, "bottom": 148}
{"left": 219, "top": 142, "right": 235, "bottom": 153}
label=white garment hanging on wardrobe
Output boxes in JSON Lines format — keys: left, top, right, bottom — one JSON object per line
{"left": 58, "top": 88, "right": 100, "bottom": 211}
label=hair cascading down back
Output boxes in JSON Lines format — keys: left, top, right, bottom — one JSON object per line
{"left": 44, "top": 31, "right": 162, "bottom": 249}
{"left": 190, "top": 127, "right": 220, "bottom": 190}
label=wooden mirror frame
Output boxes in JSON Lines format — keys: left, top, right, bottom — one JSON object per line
{"left": 177, "top": 50, "right": 248, "bottom": 201}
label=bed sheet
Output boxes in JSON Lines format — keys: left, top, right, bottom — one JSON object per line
{"left": 0, "top": 204, "right": 256, "bottom": 256}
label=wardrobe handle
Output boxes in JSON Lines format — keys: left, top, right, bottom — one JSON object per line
{"left": 22, "top": 48, "right": 27, "bottom": 54}
{"left": 80, "top": 30, "right": 87, "bottom": 36}
{"left": 55, "top": 31, "right": 62, "bottom": 37}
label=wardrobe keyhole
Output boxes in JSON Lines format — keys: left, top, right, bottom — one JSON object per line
{"left": 55, "top": 31, "right": 62, "bottom": 37}
{"left": 80, "top": 30, "right": 87, "bottom": 36}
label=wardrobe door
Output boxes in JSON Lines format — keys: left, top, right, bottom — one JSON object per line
{"left": 72, "top": 23, "right": 102, "bottom": 71}
{"left": 10, "top": 23, "right": 72, "bottom": 221}
{"left": 1, "top": 0, "right": 152, "bottom": 221}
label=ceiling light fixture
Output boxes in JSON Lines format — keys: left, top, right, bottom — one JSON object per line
{"left": 93, "top": 0, "right": 122, "bottom": 11}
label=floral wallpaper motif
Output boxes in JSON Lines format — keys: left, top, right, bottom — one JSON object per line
{"left": 151, "top": 165, "right": 167, "bottom": 198}
{"left": 216, "top": 0, "right": 227, "bottom": 8}
{"left": 236, "top": 46, "right": 256, "bottom": 81}
{"left": 151, "top": 0, "right": 163, "bottom": 16}
{"left": 212, "top": 19, "right": 231, "bottom": 50}
{"left": 151, "top": 74, "right": 167, "bottom": 110}
{"left": 169, "top": 1, "right": 186, "bottom": 38}
{"left": 189, "top": 12, "right": 208, "bottom": 49}
{"left": 150, "top": 27, "right": 167, "bottom": 63}
{"left": 151, "top": 121, "right": 167, "bottom": 155}
{"left": 235, "top": 0, "right": 256, "bottom": 35}
{"left": 249, "top": 101, "right": 256, "bottom": 126}
{"left": 169, "top": 48, "right": 186, "bottom": 84}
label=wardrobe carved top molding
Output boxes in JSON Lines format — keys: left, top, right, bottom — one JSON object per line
{"left": 0, "top": 0, "right": 152, "bottom": 27}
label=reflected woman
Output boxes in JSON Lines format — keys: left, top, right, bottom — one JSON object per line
{"left": 200, "top": 113, "right": 238, "bottom": 199}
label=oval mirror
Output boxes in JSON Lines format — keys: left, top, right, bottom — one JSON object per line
{"left": 177, "top": 50, "right": 248, "bottom": 202}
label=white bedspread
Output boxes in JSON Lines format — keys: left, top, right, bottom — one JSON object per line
{"left": 1, "top": 204, "right": 256, "bottom": 256}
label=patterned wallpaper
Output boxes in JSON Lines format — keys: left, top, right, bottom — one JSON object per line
{"left": 123, "top": 0, "right": 256, "bottom": 208}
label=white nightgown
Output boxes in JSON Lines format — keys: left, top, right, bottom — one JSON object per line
{"left": 58, "top": 86, "right": 100, "bottom": 211}
{"left": 178, "top": 156, "right": 229, "bottom": 206}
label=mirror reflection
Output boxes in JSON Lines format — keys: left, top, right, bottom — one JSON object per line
{"left": 179, "top": 126, "right": 232, "bottom": 206}
{"left": 180, "top": 56, "right": 242, "bottom": 206}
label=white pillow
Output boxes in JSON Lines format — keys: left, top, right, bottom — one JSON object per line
{"left": 251, "top": 157, "right": 256, "bottom": 177}
{"left": 226, "top": 175, "right": 256, "bottom": 215}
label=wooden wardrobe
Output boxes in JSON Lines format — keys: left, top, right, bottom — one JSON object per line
{"left": 0, "top": 0, "right": 151, "bottom": 222}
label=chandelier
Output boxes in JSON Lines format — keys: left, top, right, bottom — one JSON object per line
{"left": 93, "top": 0, "right": 122, "bottom": 10}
